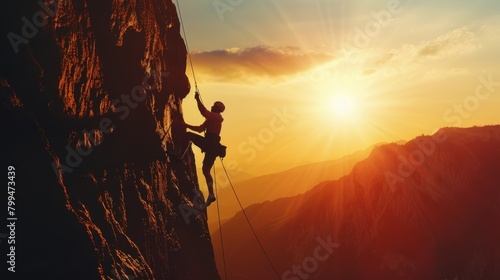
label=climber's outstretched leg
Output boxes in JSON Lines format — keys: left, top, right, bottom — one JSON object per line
{"left": 202, "top": 148, "right": 218, "bottom": 206}
{"left": 185, "top": 132, "right": 205, "bottom": 151}
{"left": 180, "top": 132, "right": 218, "bottom": 206}
{"left": 202, "top": 163, "right": 216, "bottom": 206}
{"left": 167, "top": 132, "right": 204, "bottom": 162}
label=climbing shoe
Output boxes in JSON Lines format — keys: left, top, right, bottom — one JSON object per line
{"left": 206, "top": 193, "right": 216, "bottom": 206}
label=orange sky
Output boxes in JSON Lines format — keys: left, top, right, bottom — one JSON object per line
{"left": 179, "top": 0, "right": 500, "bottom": 177}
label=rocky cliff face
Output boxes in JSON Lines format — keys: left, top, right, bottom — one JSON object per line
{"left": 214, "top": 126, "right": 500, "bottom": 280}
{"left": 1, "top": 1, "right": 219, "bottom": 279}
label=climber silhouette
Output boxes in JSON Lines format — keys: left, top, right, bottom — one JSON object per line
{"left": 180, "top": 91, "right": 225, "bottom": 206}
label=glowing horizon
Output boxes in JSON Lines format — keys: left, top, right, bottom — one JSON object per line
{"left": 179, "top": 0, "right": 500, "bottom": 176}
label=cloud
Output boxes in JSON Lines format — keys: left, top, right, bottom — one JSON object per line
{"left": 361, "top": 27, "right": 481, "bottom": 76}
{"left": 422, "top": 67, "right": 471, "bottom": 80}
{"left": 190, "top": 46, "right": 335, "bottom": 82}
{"left": 417, "top": 27, "right": 479, "bottom": 57}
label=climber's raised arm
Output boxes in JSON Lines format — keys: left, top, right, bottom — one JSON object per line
{"left": 195, "top": 92, "right": 210, "bottom": 117}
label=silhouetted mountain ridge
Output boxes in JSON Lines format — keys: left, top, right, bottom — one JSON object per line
{"left": 207, "top": 146, "right": 373, "bottom": 232}
{"left": 213, "top": 125, "right": 500, "bottom": 280}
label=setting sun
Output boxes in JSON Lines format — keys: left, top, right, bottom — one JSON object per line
{"left": 320, "top": 94, "right": 362, "bottom": 123}
{"left": 328, "top": 95, "right": 357, "bottom": 118}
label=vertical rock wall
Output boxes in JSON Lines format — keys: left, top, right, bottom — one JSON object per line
{"left": 1, "top": 1, "right": 219, "bottom": 279}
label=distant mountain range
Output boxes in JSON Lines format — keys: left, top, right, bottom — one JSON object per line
{"left": 212, "top": 125, "right": 500, "bottom": 280}
{"left": 207, "top": 146, "right": 374, "bottom": 232}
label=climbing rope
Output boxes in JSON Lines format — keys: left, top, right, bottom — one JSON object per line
{"left": 174, "top": 0, "right": 200, "bottom": 94}
{"left": 162, "top": 0, "right": 200, "bottom": 156}
{"left": 214, "top": 167, "right": 228, "bottom": 280}
{"left": 219, "top": 158, "right": 281, "bottom": 280}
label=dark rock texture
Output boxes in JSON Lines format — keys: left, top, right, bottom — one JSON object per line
{"left": 1, "top": 1, "right": 219, "bottom": 279}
